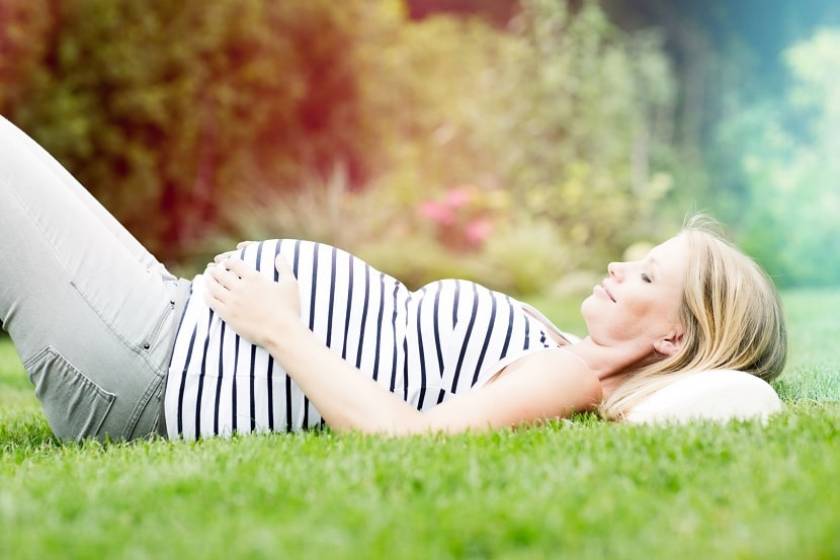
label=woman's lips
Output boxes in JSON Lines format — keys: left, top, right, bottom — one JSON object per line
{"left": 599, "top": 281, "right": 617, "bottom": 302}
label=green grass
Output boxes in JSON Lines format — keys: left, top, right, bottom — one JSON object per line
{"left": 1, "top": 289, "right": 838, "bottom": 559}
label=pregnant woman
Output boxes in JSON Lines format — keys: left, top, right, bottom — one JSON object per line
{"left": 0, "top": 116, "right": 787, "bottom": 442}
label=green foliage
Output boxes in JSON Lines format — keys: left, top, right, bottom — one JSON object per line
{"left": 361, "top": 0, "right": 678, "bottom": 275}
{"left": 356, "top": 212, "right": 575, "bottom": 294}
{"left": 1, "top": 0, "right": 680, "bottom": 293}
{"left": 205, "top": 171, "right": 573, "bottom": 294}
{"left": 2, "top": 0, "right": 406, "bottom": 261}
{"left": 0, "top": 1, "right": 51, "bottom": 110}
{"left": 708, "top": 30, "right": 840, "bottom": 287}
{"left": 202, "top": 1, "right": 677, "bottom": 293}
{"left": 4, "top": 0, "right": 836, "bottom": 288}
{"left": 482, "top": 1, "right": 676, "bottom": 261}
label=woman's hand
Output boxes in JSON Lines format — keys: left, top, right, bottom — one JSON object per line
{"left": 203, "top": 253, "right": 302, "bottom": 348}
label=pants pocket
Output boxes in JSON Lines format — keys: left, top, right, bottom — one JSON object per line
{"left": 24, "top": 346, "right": 116, "bottom": 441}
{"left": 141, "top": 296, "right": 176, "bottom": 352}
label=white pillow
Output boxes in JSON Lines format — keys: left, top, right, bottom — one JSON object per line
{"left": 623, "top": 369, "right": 783, "bottom": 425}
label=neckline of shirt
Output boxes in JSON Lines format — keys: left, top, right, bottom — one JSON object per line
{"left": 516, "top": 300, "right": 581, "bottom": 346}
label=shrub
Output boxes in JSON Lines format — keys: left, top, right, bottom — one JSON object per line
{"left": 3, "top": 0, "right": 678, "bottom": 293}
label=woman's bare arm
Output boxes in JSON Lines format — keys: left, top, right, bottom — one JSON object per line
{"left": 262, "top": 321, "right": 603, "bottom": 436}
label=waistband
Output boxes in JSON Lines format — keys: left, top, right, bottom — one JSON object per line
{"left": 155, "top": 276, "right": 193, "bottom": 438}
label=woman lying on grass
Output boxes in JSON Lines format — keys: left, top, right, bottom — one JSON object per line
{"left": 0, "top": 115, "right": 787, "bottom": 442}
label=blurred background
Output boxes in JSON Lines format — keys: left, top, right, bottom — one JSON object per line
{"left": 1, "top": 0, "right": 839, "bottom": 298}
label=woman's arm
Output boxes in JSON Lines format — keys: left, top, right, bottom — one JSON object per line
{"left": 262, "top": 319, "right": 603, "bottom": 436}
{"left": 203, "top": 255, "right": 602, "bottom": 436}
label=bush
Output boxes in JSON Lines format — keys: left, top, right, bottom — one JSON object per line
{"left": 711, "top": 29, "right": 840, "bottom": 287}
{"left": 2, "top": 0, "right": 406, "bottom": 261}
{"left": 2, "top": 0, "right": 679, "bottom": 293}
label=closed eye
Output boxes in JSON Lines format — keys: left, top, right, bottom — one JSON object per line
{"left": 641, "top": 273, "right": 652, "bottom": 283}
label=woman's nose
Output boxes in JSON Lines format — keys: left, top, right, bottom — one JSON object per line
{"left": 608, "top": 262, "right": 623, "bottom": 281}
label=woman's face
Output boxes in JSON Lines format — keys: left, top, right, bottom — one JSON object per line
{"left": 581, "top": 234, "right": 690, "bottom": 348}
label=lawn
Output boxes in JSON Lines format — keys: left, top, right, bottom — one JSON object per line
{"left": 1, "top": 289, "right": 838, "bottom": 559}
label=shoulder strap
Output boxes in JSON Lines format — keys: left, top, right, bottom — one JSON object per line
{"left": 516, "top": 300, "right": 581, "bottom": 344}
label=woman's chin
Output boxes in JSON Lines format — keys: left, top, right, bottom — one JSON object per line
{"left": 579, "top": 294, "right": 600, "bottom": 325}
{"left": 580, "top": 294, "right": 593, "bottom": 314}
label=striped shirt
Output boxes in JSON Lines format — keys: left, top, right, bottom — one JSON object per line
{"left": 163, "top": 239, "right": 579, "bottom": 440}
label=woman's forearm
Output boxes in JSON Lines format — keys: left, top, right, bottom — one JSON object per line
{"left": 263, "top": 321, "right": 424, "bottom": 435}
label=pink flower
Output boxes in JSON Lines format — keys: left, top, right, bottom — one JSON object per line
{"left": 444, "top": 186, "right": 473, "bottom": 209}
{"left": 464, "top": 217, "right": 494, "bottom": 245}
{"left": 418, "top": 200, "right": 455, "bottom": 226}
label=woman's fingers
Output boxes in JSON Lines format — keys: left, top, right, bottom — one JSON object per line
{"left": 204, "top": 277, "right": 228, "bottom": 311}
{"left": 206, "top": 262, "right": 239, "bottom": 290}
{"left": 214, "top": 249, "right": 246, "bottom": 263}
{"left": 204, "top": 269, "right": 229, "bottom": 303}
{"left": 211, "top": 241, "right": 256, "bottom": 263}
{"left": 213, "top": 250, "right": 246, "bottom": 263}
{"left": 224, "top": 258, "right": 254, "bottom": 280}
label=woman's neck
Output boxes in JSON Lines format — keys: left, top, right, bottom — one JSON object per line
{"left": 598, "top": 372, "right": 632, "bottom": 401}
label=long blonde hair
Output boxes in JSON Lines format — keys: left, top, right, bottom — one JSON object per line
{"left": 598, "top": 214, "right": 788, "bottom": 421}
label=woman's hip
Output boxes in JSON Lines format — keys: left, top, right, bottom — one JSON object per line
{"left": 18, "top": 277, "right": 191, "bottom": 442}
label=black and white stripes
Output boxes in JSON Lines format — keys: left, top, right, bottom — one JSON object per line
{"left": 164, "top": 239, "right": 569, "bottom": 440}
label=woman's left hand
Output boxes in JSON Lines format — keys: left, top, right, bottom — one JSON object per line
{"left": 203, "top": 254, "right": 302, "bottom": 348}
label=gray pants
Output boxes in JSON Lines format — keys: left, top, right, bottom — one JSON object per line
{"left": 0, "top": 115, "right": 191, "bottom": 442}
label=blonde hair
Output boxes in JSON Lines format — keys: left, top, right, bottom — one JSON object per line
{"left": 598, "top": 213, "right": 788, "bottom": 421}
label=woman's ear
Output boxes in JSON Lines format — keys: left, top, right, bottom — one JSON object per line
{"left": 653, "top": 330, "right": 684, "bottom": 357}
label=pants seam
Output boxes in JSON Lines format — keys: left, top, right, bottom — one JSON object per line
{"left": 122, "top": 373, "right": 164, "bottom": 440}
